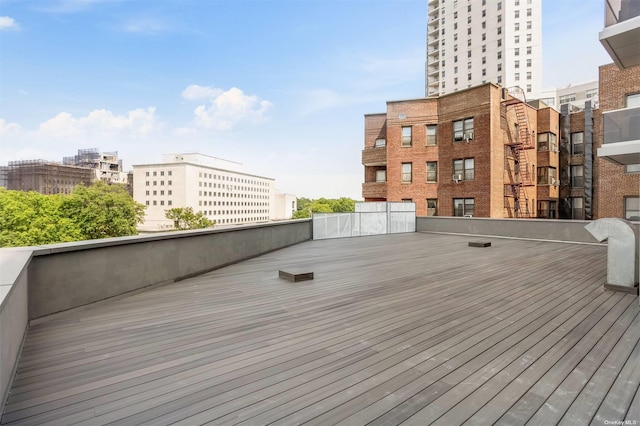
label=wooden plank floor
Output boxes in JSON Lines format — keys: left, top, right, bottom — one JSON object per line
{"left": 2, "top": 233, "right": 639, "bottom": 425}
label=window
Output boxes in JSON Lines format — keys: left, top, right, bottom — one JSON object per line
{"left": 498, "top": 2, "right": 502, "bottom": 11}
{"left": 571, "top": 132, "right": 584, "bottom": 155}
{"left": 527, "top": 21, "right": 532, "bottom": 29}
{"left": 375, "top": 170, "right": 386, "bottom": 182}
{"left": 537, "top": 167, "right": 557, "bottom": 185}
{"left": 526, "top": 59, "right": 532, "bottom": 67}
{"left": 482, "top": 44, "right": 486, "bottom": 52}
{"left": 375, "top": 138, "right": 386, "bottom": 147}
{"left": 427, "top": 124, "right": 437, "bottom": 146}
{"left": 627, "top": 93, "right": 640, "bottom": 107}
{"left": 497, "top": 51, "right": 502, "bottom": 59}
{"left": 427, "top": 199, "right": 438, "bottom": 216}
{"left": 625, "top": 164, "right": 640, "bottom": 173}
{"left": 453, "top": 118, "right": 474, "bottom": 141}
{"left": 515, "top": 35, "right": 520, "bottom": 43}
{"left": 453, "top": 158, "right": 475, "bottom": 180}
{"left": 515, "top": 10, "right": 520, "bottom": 18}
{"left": 498, "top": 39, "right": 502, "bottom": 47}
{"left": 168, "top": 171, "right": 172, "bottom": 176}
{"left": 537, "top": 201, "right": 557, "bottom": 219}
{"left": 586, "top": 88, "right": 598, "bottom": 99}
{"left": 467, "top": 51, "right": 471, "bottom": 59}
{"left": 401, "top": 126, "right": 412, "bottom": 146}
{"left": 527, "top": 71, "right": 532, "bottom": 80}
{"left": 570, "top": 165, "right": 584, "bottom": 188}
{"left": 482, "top": 21, "right": 486, "bottom": 28}
{"left": 427, "top": 161, "right": 438, "bottom": 182}
{"left": 145, "top": 171, "right": 149, "bottom": 177}
{"left": 527, "top": 33, "right": 532, "bottom": 42}
{"left": 625, "top": 197, "right": 640, "bottom": 221}
{"left": 498, "top": 63, "right": 502, "bottom": 71}
{"left": 454, "top": 198, "right": 475, "bottom": 216}
{"left": 527, "top": 7, "right": 531, "bottom": 16}
{"left": 515, "top": 48, "right": 520, "bottom": 56}
{"left": 153, "top": 171, "right": 157, "bottom": 176}
{"left": 560, "top": 93, "right": 576, "bottom": 104}
{"left": 497, "top": 14, "right": 502, "bottom": 23}
{"left": 527, "top": 46, "right": 532, "bottom": 54}
{"left": 526, "top": 84, "right": 531, "bottom": 93}
{"left": 482, "top": 56, "right": 486, "bottom": 64}
{"left": 497, "top": 27, "right": 502, "bottom": 35}
{"left": 482, "top": 68, "right": 486, "bottom": 76}
{"left": 515, "top": 72, "right": 520, "bottom": 81}
{"left": 402, "top": 163, "right": 412, "bottom": 183}
{"left": 497, "top": 76, "right": 502, "bottom": 84}
{"left": 537, "top": 132, "right": 557, "bottom": 151}
{"left": 571, "top": 198, "right": 584, "bottom": 219}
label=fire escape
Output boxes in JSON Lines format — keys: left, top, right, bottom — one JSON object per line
{"left": 503, "top": 87, "right": 535, "bottom": 218}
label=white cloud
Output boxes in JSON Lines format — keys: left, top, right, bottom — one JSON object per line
{"left": 0, "top": 16, "right": 21, "bottom": 31}
{"left": 123, "top": 18, "right": 172, "bottom": 35}
{"left": 0, "top": 119, "right": 22, "bottom": 138}
{"left": 38, "top": 107, "right": 158, "bottom": 139}
{"left": 182, "top": 85, "right": 273, "bottom": 131}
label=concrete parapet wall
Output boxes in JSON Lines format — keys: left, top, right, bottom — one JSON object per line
{"left": 0, "top": 251, "right": 31, "bottom": 410}
{"left": 26, "top": 220, "right": 312, "bottom": 320}
{"left": 416, "top": 216, "right": 640, "bottom": 243}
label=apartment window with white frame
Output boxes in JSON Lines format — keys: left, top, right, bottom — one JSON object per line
{"left": 497, "top": 51, "right": 502, "bottom": 59}
{"left": 427, "top": 124, "right": 437, "bottom": 146}
{"left": 515, "top": 10, "right": 520, "bottom": 18}
{"left": 375, "top": 169, "right": 386, "bottom": 182}
{"left": 515, "top": 72, "right": 520, "bottom": 81}
{"left": 571, "top": 132, "right": 584, "bottom": 155}
{"left": 537, "top": 132, "right": 557, "bottom": 151}
{"left": 426, "top": 199, "right": 438, "bottom": 216}
{"left": 527, "top": 8, "right": 531, "bottom": 16}
{"left": 527, "top": 71, "right": 532, "bottom": 80}
{"left": 515, "top": 35, "right": 520, "bottom": 43}
{"left": 427, "top": 161, "right": 438, "bottom": 182}
{"left": 453, "top": 198, "right": 475, "bottom": 216}
{"left": 627, "top": 93, "right": 640, "bottom": 107}
{"left": 375, "top": 138, "right": 386, "bottom": 147}
{"left": 625, "top": 197, "right": 640, "bottom": 221}
{"left": 401, "top": 163, "right": 412, "bottom": 183}
{"left": 498, "top": 38, "right": 502, "bottom": 47}
{"left": 527, "top": 59, "right": 532, "bottom": 67}
{"left": 515, "top": 48, "right": 520, "bottom": 56}
{"left": 571, "top": 197, "right": 584, "bottom": 219}
{"left": 401, "top": 126, "right": 412, "bottom": 147}
{"left": 625, "top": 164, "right": 640, "bottom": 173}
{"left": 453, "top": 117, "right": 474, "bottom": 141}
{"left": 453, "top": 158, "right": 474, "bottom": 180}
{"left": 527, "top": 46, "right": 532, "bottom": 54}
{"left": 537, "top": 166, "right": 557, "bottom": 185}
{"left": 515, "top": 60, "right": 520, "bottom": 69}
{"left": 570, "top": 165, "right": 584, "bottom": 187}
{"left": 527, "top": 21, "right": 532, "bottom": 29}
{"left": 527, "top": 33, "right": 532, "bottom": 42}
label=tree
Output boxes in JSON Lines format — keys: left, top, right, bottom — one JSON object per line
{"left": 0, "top": 188, "right": 83, "bottom": 247}
{"left": 61, "top": 182, "right": 145, "bottom": 240}
{"left": 291, "top": 197, "right": 357, "bottom": 219}
{"left": 165, "top": 207, "right": 215, "bottom": 230}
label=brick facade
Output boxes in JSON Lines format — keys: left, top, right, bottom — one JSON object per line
{"left": 363, "top": 83, "right": 559, "bottom": 218}
{"left": 594, "top": 64, "right": 640, "bottom": 219}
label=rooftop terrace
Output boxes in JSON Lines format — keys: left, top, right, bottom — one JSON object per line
{"left": 2, "top": 232, "right": 639, "bottom": 425}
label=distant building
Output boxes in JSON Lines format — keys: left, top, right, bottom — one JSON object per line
{"left": 0, "top": 166, "right": 7, "bottom": 188}
{"left": 538, "top": 81, "right": 599, "bottom": 112}
{"left": 63, "top": 148, "right": 129, "bottom": 185}
{"left": 426, "top": 0, "right": 543, "bottom": 100}
{"left": 7, "top": 160, "right": 93, "bottom": 194}
{"left": 132, "top": 153, "right": 276, "bottom": 231}
{"left": 273, "top": 192, "right": 297, "bottom": 220}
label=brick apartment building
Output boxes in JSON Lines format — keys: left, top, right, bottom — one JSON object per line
{"left": 363, "top": 83, "right": 560, "bottom": 218}
{"left": 363, "top": 65, "right": 639, "bottom": 220}
{"left": 594, "top": 63, "right": 640, "bottom": 220}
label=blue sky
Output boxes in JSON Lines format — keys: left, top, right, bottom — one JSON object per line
{"left": 0, "top": 0, "right": 611, "bottom": 199}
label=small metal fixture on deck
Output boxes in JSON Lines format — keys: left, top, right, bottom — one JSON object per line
{"left": 279, "top": 269, "right": 314, "bottom": 282}
{"left": 468, "top": 241, "right": 492, "bottom": 247}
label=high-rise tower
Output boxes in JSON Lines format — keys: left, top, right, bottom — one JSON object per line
{"left": 426, "top": 0, "right": 542, "bottom": 99}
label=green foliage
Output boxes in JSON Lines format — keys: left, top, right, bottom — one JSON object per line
{"left": 0, "top": 183, "right": 145, "bottom": 247}
{"left": 165, "top": 207, "right": 215, "bottom": 230}
{"left": 0, "top": 188, "right": 83, "bottom": 247}
{"left": 291, "top": 197, "right": 357, "bottom": 219}
{"left": 61, "top": 182, "right": 145, "bottom": 240}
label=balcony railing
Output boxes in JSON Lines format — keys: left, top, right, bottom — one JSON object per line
{"left": 603, "top": 106, "right": 640, "bottom": 144}
{"left": 362, "top": 181, "right": 387, "bottom": 199}
{"left": 362, "top": 147, "right": 387, "bottom": 166}
{"left": 605, "top": 0, "right": 640, "bottom": 27}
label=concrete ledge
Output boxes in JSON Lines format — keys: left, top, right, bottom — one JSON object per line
{"left": 0, "top": 250, "right": 30, "bottom": 411}
{"left": 417, "top": 216, "right": 640, "bottom": 244}
{"left": 26, "top": 219, "right": 312, "bottom": 319}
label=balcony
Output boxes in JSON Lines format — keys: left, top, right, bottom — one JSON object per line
{"left": 598, "top": 106, "right": 640, "bottom": 164}
{"left": 362, "top": 146, "right": 387, "bottom": 166}
{"left": 599, "top": 0, "right": 640, "bottom": 68}
{"left": 362, "top": 181, "right": 387, "bottom": 199}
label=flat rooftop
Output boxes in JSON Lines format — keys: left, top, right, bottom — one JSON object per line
{"left": 2, "top": 233, "right": 639, "bottom": 425}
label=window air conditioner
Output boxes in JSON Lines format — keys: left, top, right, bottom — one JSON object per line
{"left": 452, "top": 174, "right": 463, "bottom": 182}
{"left": 464, "top": 132, "right": 474, "bottom": 140}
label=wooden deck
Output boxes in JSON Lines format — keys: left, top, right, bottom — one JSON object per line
{"left": 2, "top": 233, "right": 639, "bottom": 425}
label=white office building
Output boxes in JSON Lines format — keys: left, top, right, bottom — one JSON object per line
{"left": 538, "top": 80, "right": 599, "bottom": 112}
{"left": 426, "top": 0, "right": 542, "bottom": 100}
{"left": 133, "top": 153, "right": 276, "bottom": 231}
